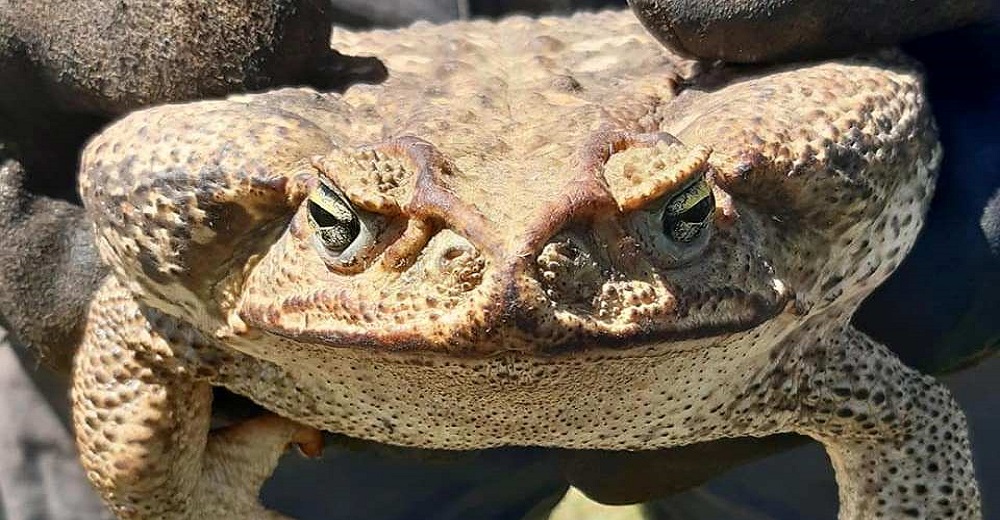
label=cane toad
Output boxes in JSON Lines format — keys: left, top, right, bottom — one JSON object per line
{"left": 72, "top": 10, "right": 981, "bottom": 519}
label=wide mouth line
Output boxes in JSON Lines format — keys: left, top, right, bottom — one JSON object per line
{"left": 250, "top": 303, "right": 784, "bottom": 360}
{"left": 239, "top": 260, "right": 792, "bottom": 359}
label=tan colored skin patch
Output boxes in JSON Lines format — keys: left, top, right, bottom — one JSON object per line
{"left": 73, "top": 11, "right": 980, "bottom": 520}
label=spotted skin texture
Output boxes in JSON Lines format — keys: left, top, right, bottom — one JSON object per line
{"left": 73, "top": 11, "right": 981, "bottom": 520}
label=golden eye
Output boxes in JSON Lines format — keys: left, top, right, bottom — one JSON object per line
{"left": 661, "top": 179, "right": 715, "bottom": 243}
{"left": 307, "top": 183, "right": 360, "bottom": 254}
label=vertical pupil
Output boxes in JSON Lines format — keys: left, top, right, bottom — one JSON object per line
{"left": 308, "top": 196, "right": 361, "bottom": 252}
{"left": 308, "top": 200, "right": 340, "bottom": 228}
{"left": 681, "top": 193, "right": 714, "bottom": 223}
{"left": 662, "top": 182, "right": 714, "bottom": 243}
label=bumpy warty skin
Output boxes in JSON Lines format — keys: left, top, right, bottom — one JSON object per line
{"left": 72, "top": 10, "right": 981, "bottom": 520}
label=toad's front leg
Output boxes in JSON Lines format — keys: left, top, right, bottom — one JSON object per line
{"left": 72, "top": 280, "right": 321, "bottom": 519}
{"left": 760, "top": 324, "right": 982, "bottom": 519}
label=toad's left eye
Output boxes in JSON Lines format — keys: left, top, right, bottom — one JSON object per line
{"left": 661, "top": 179, "right": 715, "bottom": 243}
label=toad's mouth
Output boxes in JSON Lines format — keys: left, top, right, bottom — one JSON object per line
{"left": 237, "top": 273, "right": 792, "bottom": 358}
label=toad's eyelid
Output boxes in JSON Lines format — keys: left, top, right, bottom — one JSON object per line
{"left": 309, "top": 179, "right": 358, "bottom": 211}
{"left": 313, "top": 179, "right": 345, "bottom": 200}
{"left": 308, "top": 188, "right": 355, "bottom": 223}
{"left": 665, "top": 178, "right": 712, "bottom": 216}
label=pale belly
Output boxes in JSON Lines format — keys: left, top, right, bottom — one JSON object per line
{"left": 213, "top": 329, "right": 781, "bottom": 451}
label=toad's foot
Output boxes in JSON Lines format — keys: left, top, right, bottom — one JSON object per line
{"left": 72, "top": 279, "right": 321, "bottom": 520}
{"left": 197, "top": 416, "right": 323, "bottom": 519}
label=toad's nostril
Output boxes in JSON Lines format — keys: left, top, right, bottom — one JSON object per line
{"left": 440, "top": 246, "right": 471, "bottom": 263}
{"left": 430, "top": 238, "right": 485, "bottom": 293}
{"left": 535, "top": 235, "right": 604, "bottom": 307}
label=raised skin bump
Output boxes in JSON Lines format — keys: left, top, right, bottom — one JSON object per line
{"left": 74, "top": 11, "right": 980, "bottom": 520}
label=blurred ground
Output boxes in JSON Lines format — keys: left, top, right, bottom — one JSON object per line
{"left": 0, "top": 332, "right": 111, "bottom": 520}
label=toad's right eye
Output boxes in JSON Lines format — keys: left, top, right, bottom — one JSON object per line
{"left": 307, "top": 183, "right": 361, "bottom": 254}
{"left": 661, "top": 177, "right": 715, "bottom": 244}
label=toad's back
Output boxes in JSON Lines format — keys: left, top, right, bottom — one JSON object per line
{"left": 326, "top": 12, "right": 699, "bottom": 225}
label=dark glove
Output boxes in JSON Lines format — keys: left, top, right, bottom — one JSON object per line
{"left": 628, "top": 0, "right": 994, "bottom": 63}
{"left": 0, "top": 157, "right": 106, "bottom": 373}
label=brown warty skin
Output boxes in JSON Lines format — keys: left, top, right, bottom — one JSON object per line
{"left": 71, "top": 10, "right": 981, "bottom": 520}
